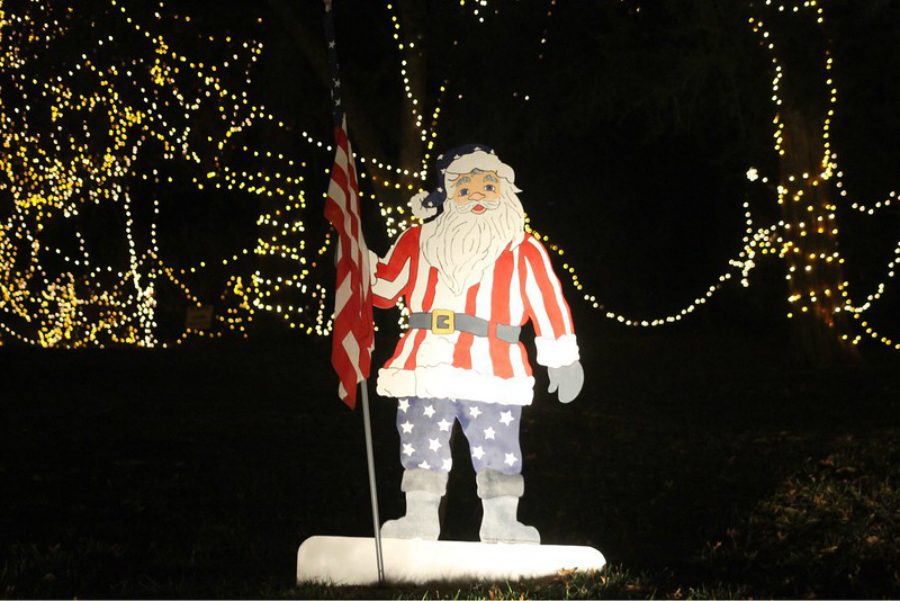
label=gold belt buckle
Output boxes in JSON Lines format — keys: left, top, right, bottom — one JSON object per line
{"left": 431, "top": 309, "right": 455, "bottom": 335}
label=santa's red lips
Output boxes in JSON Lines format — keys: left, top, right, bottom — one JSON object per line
{"left": 471, "top": 204, "right": 486, "bottom": 214}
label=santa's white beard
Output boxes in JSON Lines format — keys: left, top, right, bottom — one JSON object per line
{"left": 421, "top": 191, "right": 526, "bottom": 295}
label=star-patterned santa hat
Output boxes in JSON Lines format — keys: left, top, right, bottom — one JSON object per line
{"left": 409, "top": 144, "right": 517, "bottom": 220}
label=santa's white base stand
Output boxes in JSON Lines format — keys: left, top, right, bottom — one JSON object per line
{"left": 296, "top": 536, "right": 606, "bottom": 586}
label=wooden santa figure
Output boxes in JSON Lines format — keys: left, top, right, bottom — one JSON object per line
{"left": 370, "top": 145, "right": 584, "bottom": 544}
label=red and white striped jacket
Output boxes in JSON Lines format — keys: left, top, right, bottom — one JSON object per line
{"left": 372, "top": 222, "right": 579, "bottom": 405}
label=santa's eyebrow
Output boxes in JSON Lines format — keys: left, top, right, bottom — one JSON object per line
{"left": 483, "top": 174, "right": 498, "bottom": 182}
{"left": 454, "top": 175, "right": 472, "bottom": 186}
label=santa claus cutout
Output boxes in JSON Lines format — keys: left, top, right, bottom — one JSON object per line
{"left": 370, "top": 145, "right": 583, "bottom": 545}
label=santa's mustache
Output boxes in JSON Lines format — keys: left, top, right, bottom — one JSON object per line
{"left": 453, "top": 198, "right": 501, "bottom": 213}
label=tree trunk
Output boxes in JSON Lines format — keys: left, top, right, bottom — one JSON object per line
{"left": 396, "top": 0, "right": 427, "bottom": 176}
{"left": 778, "top": 108, "right": 855, "bottom": 365}
{"left": 266, "top": 0, "right": 388, "bottom": 165}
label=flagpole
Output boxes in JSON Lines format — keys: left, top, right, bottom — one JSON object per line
{"left": 360, "top": 381, "right": 386, "bottom": 584}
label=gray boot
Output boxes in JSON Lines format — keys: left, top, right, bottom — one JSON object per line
{"left": 381, "top": 491, "right": 441, "bottom": 540}
{"left": 477, "top": 471, "right": 540, "bottom": 545}
{"left": 381, "top": 469, "right": 447, "bottom": 541}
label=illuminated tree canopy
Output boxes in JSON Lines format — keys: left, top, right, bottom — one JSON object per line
{"left": 0, "top": 0, "right": 897, "bottom": 351}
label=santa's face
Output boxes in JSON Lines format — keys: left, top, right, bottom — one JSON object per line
{"left": 451, "top": 170, "right": 502, "bottom": 215}
{"left": 421, "top": 167, "right": 525, "bottom": 295}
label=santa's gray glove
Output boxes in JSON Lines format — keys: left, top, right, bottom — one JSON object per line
{"left": 547, "top": 360, "right": 584, "bottom": 404}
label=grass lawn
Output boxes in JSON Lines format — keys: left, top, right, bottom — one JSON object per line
{"left": 1, "top": 322, "right": 898, "bottom": 598}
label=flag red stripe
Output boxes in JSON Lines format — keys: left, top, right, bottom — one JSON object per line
{"left": 324, "top": 117, "right": 373, "bottom": 409}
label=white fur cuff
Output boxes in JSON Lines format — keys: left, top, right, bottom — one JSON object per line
{"left": 409, "top": 190, "right": 437, "bottom": 220}
{"left": 377, "top": 365, "right": 535, "bottom": 405}
{"left": 534, "top": 334, "right": 580, "bottom": 368}
{"left": 445, "top": 150, "right": 515, "bottom": 185}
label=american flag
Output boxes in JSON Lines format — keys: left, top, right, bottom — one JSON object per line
{"left": 323, "top": 4, "right": 374, "bottom": 409}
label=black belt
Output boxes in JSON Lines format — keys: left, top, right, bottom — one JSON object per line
{"left": 408, "top": 311, "right": 521, "bottom": 344}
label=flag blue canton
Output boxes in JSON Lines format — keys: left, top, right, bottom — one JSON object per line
{"left": 323, "top": 6, "right": 344, "bottom": 126}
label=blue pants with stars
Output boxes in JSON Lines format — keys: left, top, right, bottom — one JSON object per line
{"left": 396, "top": 397, "right": 523, "bottom": 476}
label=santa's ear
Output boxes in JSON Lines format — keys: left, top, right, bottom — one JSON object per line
{"left": 409, "top": 190, "right": 438, "bottom": 220}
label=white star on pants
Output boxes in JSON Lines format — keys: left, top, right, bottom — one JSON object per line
{"left": 418, "top": 461, "right": 431, "bottom": 470}
{"left": 403, "top": 443, "right": 415, "bottom": 457}
{"left": 442, "top": 458, "right": 453, "bottom": 470}
{"left": 483, "top": 427, "right": 496, "bottom": 440}
{"left": 472, "top": 446, "right": 485, "bottom": 460}
{"left": 437, "top": 419, "right": 453, "bottom": 432}
{"left": 428, "top": 438, "right": 442, "bottom": 452}
{"left": 469, "top": 406, "right": 482, "bottom": 419}
{"left": 499, "top": 410, "right": 514, "bottom": 426}
{"left": 504, "top": 452, "right": 518, "bottom": 466}
{"left": 423, "top": 405, "right": 436, "bottom": 418}
{"left": 398, "top": 399, "right": 410, "bottom": 413}
{"left": 400, "top": 421, "right": 414, "bottom": 434}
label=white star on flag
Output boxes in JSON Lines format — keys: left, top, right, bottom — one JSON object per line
{"left": 424, "top": 405, "right": 436, "bottom": 418}
{"left": 499, "top": 411, "right": 514, "bottom": 426}
{"left": 403, "top": 443, "right": 415, "bottom": 457}
{"left": 504, "top": 452, "right": 518, "bottom": 466}
{"left": 398, "top": 399, "right": 410, "bottom": 413}
{"left": 437, "top": 419, "right": 453, "bottom": 432}
{"left": 442, "top": 458, "right": 453, "bottom": 470}
{"left": 469, "top": 406, "right": 482, "bottom": 419}
{"left": 428, "top": 438, "right": 442, "bottom": 452}
{"left": 483, "top": 427, "right": 496, "bottom": 440}
{"left": 401, "top": 421, "right": 414, "bottom": 434}
{"left": 472, "top": 446, "right": 485, "bottom": 460}
{"left": 418, "top": 461, "right": 431, "bottom": 470}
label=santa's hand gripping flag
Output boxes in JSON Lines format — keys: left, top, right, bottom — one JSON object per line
{"left": 322, "top": 2, "right": 374, "bottom": 409}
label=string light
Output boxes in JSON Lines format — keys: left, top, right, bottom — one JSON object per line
{"left": 0, "top": 0, "right": 897, "bottom": 352}
{"left": 458, "top": 0, "right": 490, "bottom": 25}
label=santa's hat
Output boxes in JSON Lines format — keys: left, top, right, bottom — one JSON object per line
{"left": 409, "top": 144, "right": 516, "bottom": 219}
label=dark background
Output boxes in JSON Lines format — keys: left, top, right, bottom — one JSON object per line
{"left": 2, "top": 1, "right": 900, "bottom": 598}
{"left": 3, "top": 0, "right": 898, "bottom": 339}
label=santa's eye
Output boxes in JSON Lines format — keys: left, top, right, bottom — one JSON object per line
{"left": 458, "top": 188, "right": 469, "bottom": 197}
{"left": 484, "top": 184, "right": 495, "bottom": 192}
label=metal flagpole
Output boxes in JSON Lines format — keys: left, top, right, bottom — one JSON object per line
{"left": 360, "top": 382, "right": 386, "bottom": 584}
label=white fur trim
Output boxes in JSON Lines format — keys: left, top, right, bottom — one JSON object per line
{"left": 534, "top": 334, "right": 580, "bottom": 368}
{"left": 377, "top": 365, "right": 535, "bottom": 406}
{"left": 444, "top": 151, "right": 516, "bottom": 191}
{"left": 409, "top": 190, "right": 437, "bottom": 220}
